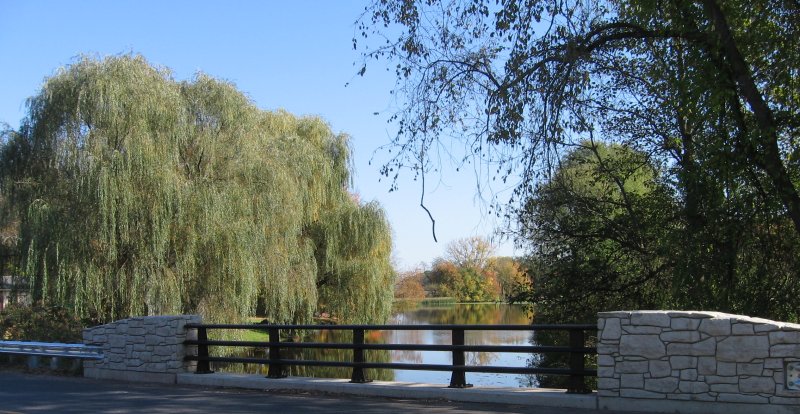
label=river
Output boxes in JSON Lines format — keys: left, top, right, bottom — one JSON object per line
{"left": 211, "top": 303, "right": 539, "bottom": 387}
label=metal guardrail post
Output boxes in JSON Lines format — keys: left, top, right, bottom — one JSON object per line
{"left": 196, "top": 327, "right": 214, "bottom": 374}
{"left": 27, "top": 355, "right": 39, "bottom": 370}
{"left": 267, "top": 327, "right": 286, "bottom": 378}
{"left": 448, "top": 328, "right": 472, "bottom": 388}
{"left": 350, "top": 328, "right": 372, "bottom": 383}
{"left": 567, "top": 329, "right": 589, "bottom": 393}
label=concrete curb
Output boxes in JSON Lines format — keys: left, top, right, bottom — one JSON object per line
{"left": 177, "top": 373, "right": 598, "bottom": 409}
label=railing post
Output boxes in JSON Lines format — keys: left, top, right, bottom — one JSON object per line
{"left": 567, "top": 329, "right": 589, "bottom": 393}
{"left": 350, "top": 328, "right": 372, "bottom": 383}
{"left": 27, "top": 355, "right": 39, "bottom": 370}
{"left": 448, "top": 328, "right": 472, "bottom": 388}
{"left": 195, "top": 327, "right": 214, "bottom": 374}
{"left": 267, "top": 327, "right": 286, "bottom": 378}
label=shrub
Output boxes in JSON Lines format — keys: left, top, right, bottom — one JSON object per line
{"left": 0, "top": 304, "right": 84, "bottom": 343}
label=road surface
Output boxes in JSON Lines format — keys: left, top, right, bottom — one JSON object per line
{"left": 0, "top": 371, "right": 637, "bottom": 413}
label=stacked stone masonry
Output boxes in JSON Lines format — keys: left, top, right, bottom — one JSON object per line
{"left": 82, "top": 315, "right": 201, "bottom": 384}
{"left": 598, "top": 311, "right": 800, "bottom": 413}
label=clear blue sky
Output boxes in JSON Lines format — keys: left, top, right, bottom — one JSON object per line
{"left": 0, "top": 0, "right": 516, "bottom": 270}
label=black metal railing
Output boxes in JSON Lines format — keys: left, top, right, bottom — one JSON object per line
{"left": 184, "top": 323, "right": 596, "bottom": 393}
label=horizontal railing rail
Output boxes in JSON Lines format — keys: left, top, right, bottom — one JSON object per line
{"left": 0, "top": 340, "right": 102, "bottom": 371}
{"left": 0, "top": 340, "right": 103, "bottom": 360}
{"left": 0, "top": 341, "right": 103, "bottom": 359}
{"left": 184, "top": 323, "right": 596, "bottom": 393}
{"left": 188, "top": 323, "right": 594, "bottom": 330}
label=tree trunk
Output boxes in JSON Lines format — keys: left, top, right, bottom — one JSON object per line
{"left": 702, "top": 0, "right": 800, "bottom": 236}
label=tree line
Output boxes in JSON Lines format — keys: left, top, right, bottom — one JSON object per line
{"left": 395, "top": 236, "right": 530, "bottom": 302}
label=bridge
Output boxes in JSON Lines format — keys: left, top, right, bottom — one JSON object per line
{"left": 2, "top": 311, "right": 799, "bottom": 413}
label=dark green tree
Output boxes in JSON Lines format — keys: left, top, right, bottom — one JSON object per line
{"left": 519, "top": 142, "right": 675, "bottom": 322}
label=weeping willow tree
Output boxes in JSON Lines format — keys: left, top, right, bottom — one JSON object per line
{"left": 0, "top": 55, "right": 394, "bottom": 324}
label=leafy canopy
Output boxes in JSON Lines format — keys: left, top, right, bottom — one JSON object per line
{"left": 358, "top": 0, "right": 800, "bottom": 321}
{"left": 357, "top": 0, "right": 799, "bottom": 225}
{"left": 0, "top": 55, "right": 395, "bottom": 324}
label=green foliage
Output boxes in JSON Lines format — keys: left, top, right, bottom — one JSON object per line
{"left": 519, "top": 142, "right": 673, "bottom": 322}
{"left": 359, "top": 0, "right": 800, "bottom": 322}
{"left": 521, "top": 142, "right": 800, "bottom": 323}
{"left": 418, "top": 296, "right": 456, "bottom": 306}
{"left": 0, "top": 55, "right": 394, "bottom": 324}
{"left": 0, "top": 304, "right": 84, "bottom": 342}
{"left": 451, "top": 266, "right": 495, "bottom": 302}
{"left": 206, "top": 327, "right": 395, "bottom": 381}
{"left": 314, "top": 201, "right": 395, "bottom": 324}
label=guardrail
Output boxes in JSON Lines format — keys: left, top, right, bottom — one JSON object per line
{"left": 0, "top": 340, "right": 103, "bottom": 370}
{"left": 0, "top": 341, "right": 103, "bottom": 359}
{"left": 184, "top": 323, "right": 597, "bottom": 393}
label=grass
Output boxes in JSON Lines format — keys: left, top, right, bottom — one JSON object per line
{"left": 419, "top": 297, "right": 457, "bottom": 306}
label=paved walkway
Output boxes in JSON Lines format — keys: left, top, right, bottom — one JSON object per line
{"left": 0, "top": 372, "right": 640, "bottom": 413}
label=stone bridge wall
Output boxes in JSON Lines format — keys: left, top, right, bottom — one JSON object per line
{"left": 598, "top": 310, "right": 800, "bottom": 414}
{"left": 78, "top": 312, "right": 800, "bottom": 412}
{"left": 82, "top": 315, "right": 200, "bottom": 384}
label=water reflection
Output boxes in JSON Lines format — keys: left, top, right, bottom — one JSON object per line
{"left": 387, "top": 303, "right": 535, "bottom": 387}
{"left": 210, "top": 303, "right": 536, "bottom": 387}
